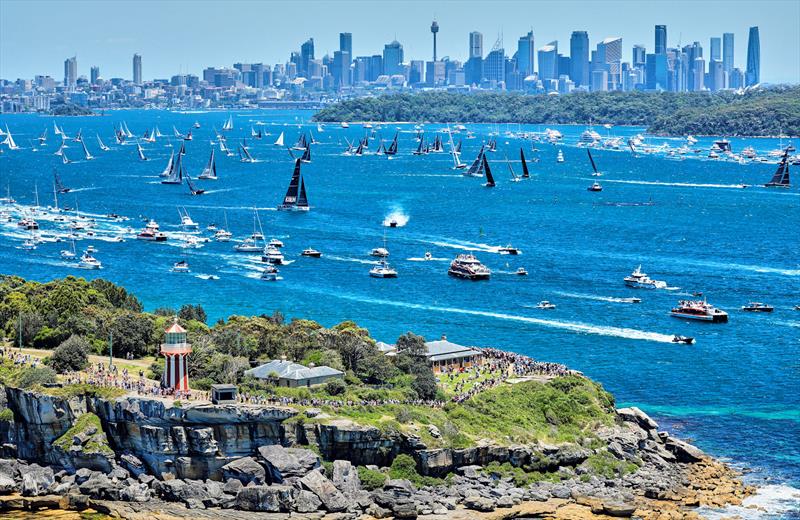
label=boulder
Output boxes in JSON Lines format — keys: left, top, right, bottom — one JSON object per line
{"left": 392, "top": 498, "right": 418, "bottom": 519}
{"left": 603, "top": 501, "right": 638, "bottom": 517}
{"left": 119, "top": 482, "right": 151, "bottom": 502}
{"left": 257, "top": 444, "right": 320, "bottom": 483}
{"left": 300, "top": 469, "right": 348, "bottom": 512}
{"left": 0, "top": 473, "right": 15, "bottom": 494}
{"left": 617, "top": 407, "right": 659, "bottom": 431}
{"left": 497, "top": 495, "right": 515, "bottom": 508}
{"left": 234, "top": 484, "right": 293, "bottom": 512}
{"left": 21, "top": 464, "right": 55, "bottom": 497}
{"left": 366, "top": 502, "right": 392, "bottom": 518}
{"left": 384, "top": 478, "right": 415, "bottom": 494}
{"left": 120, "top": 454, "right": 146, "bottom": 477}
{"left": 332, "top": 459, "right": 360, "bottom": 498}
{"left": 221, "top": 456, "right": 266, "bottom": 485}
{"left": 222, "top": 478, "right": 243, "bottom": 495}
{"left": 664, "top": 436, "right": 704, "bottom": 463}
{"left": 153, "top": 479, "right": 210, "bottom": 504}
{"left": 294, "top": 488, "right": 323, "bottom": 513}
{"left": 464, "top": 495, "right": 495, "bottom": 512}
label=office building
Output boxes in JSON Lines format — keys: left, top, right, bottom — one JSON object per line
{"left": 655, "top": 25, "right": 667, "bottom": 55}
{"left": 426, "top": 60, "right": 446, "bottom": 86}
{"left": 517, "top": 30, "right": 535, "bottom": 77}
{"left": 483, "top": 44, "right": 506, "bottom": 87}
{"left": 133, "top": 53, "right": 142, "bottom": 85}
{"left": 383, "top": 40, "right": 404, "bottom": 76}
{"left": 469, "top": 31, "right": 483, "bottom": 59}
{"left": 300, "top": 38, "right": 314, "bottom": 77}
{"left": 64, "top": 56, "right": 77, "bottom": 89}
{"left": 729, "top": 67, "right": 744, "bottom": 89}
{"left": 746, "top": 26, "right": 760, "bottom": 86}
{"left": 410, "top": 60, "right": 424, "bottom": 84}
{"left": 90, "top": 66, "right": 100, "bottom": 85}
{"left": 339, "top": 32, "right": 352, "bottom": 56}
{"left": 537, "top": 41, "right": 558, "bottom": 81}
{"left": 569, "top": 31, "right": 589, "bottom": 87}
{"left": 632, "top": 45, "right": 646, "bottom": 68}
{"left": 692, "top": 57, "right": 705, "bottom": 91}
{"left": 333, "top": 50, "right": 351, "bottom": 88}
{"left": 710, "top": 37, "right": 721, "bottom": 62}
{"left": 708, "top": 59, "right": 724, "bottom": 91}
{"left": 722, "top": 33, "right": 734, "bottom": 74}
{"left": 596, "top": 37, "right": 622, "bottom": 90}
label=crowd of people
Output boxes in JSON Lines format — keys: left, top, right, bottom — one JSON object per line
{"left": 0, "top": 349, "right": 41, "bottom": 368}
{"left": 63, "top": 362, "right": 210, "bottom": 402}
{"left": 236, "top": 393, "right": 447, "bottom": 409}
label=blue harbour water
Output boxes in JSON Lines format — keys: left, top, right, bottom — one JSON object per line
{"left": 1, "top": 110, "right": 798, "bottom": 517}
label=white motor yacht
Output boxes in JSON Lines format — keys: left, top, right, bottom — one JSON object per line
{"left": 77, "top": 251, "right": 102, "bottom": 269}
{"left": 370, "top": 260, "right": 398, "bottom": 278}
{"left": 535, "top": 300, "right": 556, "bottom": 310}
{"left": 261, "top": 265, "right": 279, "bottom": 281}
{"left": 171, "top": 260, "right": 190, "bottom": 273}
{"left": 262, "top": 246, "right": 285, "bottom": 264}
{"left": 215, "top": 229, "right": 233, "bottom": 242}
{"left": 301, "top": 248, "right": 322, "bottom": 258}
{"left": 268, "top": 238, "right": 284, "bottom": 248}
{"left": 370, "top": 247, "right": 389, "bottom": 258}
{"left": 624, "top": 265, "right": 667, "bottom": 289}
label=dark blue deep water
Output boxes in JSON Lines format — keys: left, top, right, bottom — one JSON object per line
{"left": 1, "top": 110, "right": 798, "bottom": 516}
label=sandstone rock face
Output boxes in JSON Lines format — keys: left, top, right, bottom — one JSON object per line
{"left": 257, "top": 444, "right": 320, "bottom": 483}
{"left": 221, "top": 456, "right": 266, "bottom": 485}
{"left": 332, "top": 459, "right": 360, "bottom": 498}
{"left": 314, "top": 420, "right": 401, "bottom": 466}
{"left": 300, "top": 469, "right": 348, "bottom": 512}
{"left": 234, "top": 484, "right": 293, "bottom": 512}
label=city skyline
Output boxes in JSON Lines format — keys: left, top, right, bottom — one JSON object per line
{"left": 1, "top": 0, "right": 798, "bottom": 84}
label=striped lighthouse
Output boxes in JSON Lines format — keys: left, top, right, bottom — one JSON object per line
{"left": 160, "top": 319, "right": 191, "bottom": 392}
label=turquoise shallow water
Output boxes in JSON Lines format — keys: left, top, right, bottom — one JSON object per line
{"left": 1, "top": 109, "right": 799, "bottom": 516}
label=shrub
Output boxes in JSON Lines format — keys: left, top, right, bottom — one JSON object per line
{"left": 0, "top": 408, "right": 14, "bottom": 421}
{"left": 16, "top": 367, "right": 56, "bottom": 388}
{"left": 358, "top": 467, "right": 387, "bottom": 490}
{"left": 395, "top": 408, "right": 412, "bottom": 423}
{"left": 325, "top": 378, "right": 346, "bottom": 396}
{"left": 388, "top": 454, "right": 443, "bottom": 487}
{"left": 46, "top": 335, "right": 90, "bottom": 373}
{"left": 411, "top": 369, "right": 438, "bottom": 401}
{"left": 583, "top": 450, "right": 639, "bottom": 479}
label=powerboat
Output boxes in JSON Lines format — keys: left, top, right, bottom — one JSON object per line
{"left": 448, "top": 254, "right": 491, "bottom": 280}
{"left": 234, "top": 237, "right": 262, "bottom": 252}
{"left": 498, "top": 245, "right": 521, "bottom": 255}
{"left": 77, "top": 251, "right": 102, "bottom": 269}
{"left": 301, "top": 248, "right": 322, "bottom": 258}
{"left": 262, "top": 246, "right": 285, "bottom": 264}
{"left": 424, "top": 251, "right": 433, "bottom": 261}
{"left": 370, "top": 247, "right": 389, "bottom": 258}
{"left": 671, "top": 335, "right": 695, "bottom": 345}
{"left": 17, "top": 218, "right": 39, "bottom": 230}
{"left": 388, "top": 219, "right": 398, "bottom": 228}
{"left": 21, "top": 239, "right": 37, "bottom": 250}
{"left": 516, "top": 267, "right": 528, "bottom": 276}
{"left": 624, "top": 266, "right": 666, "bottom": 289}
{"left": 369, "top": 260, "right": 398, "bottom": 278}
{"left": 587, "top": 182, "right": 603, "bottom": 192}
{"left": 268, "top": 238, "right": 284, "bottom": 248}
{"left": 741, "top": 302, "right": 774, "bottom": 313}
{"left": 535, "top": 300, "right": 556, "bottom": 310}
{"left": 556, "top": 150, "right": 564, "bottom": 163}
{"left": 261, "top": 265, "right": 279, "bottom": 281}
{"left": 180, "top": 212, "right": 199, "bottom": 229}
{"left": 136, "top": 221, "right": 167, "bottom": 241}
{"left": 214, "top": 229, "right": 233, "bottom": 242}
{"left": 670, "top": 300, "right": 728, "bottom": 323}
{"left": 171, "top": 260, "right": 190, "bottom": 273}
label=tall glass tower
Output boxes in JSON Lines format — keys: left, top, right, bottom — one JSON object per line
{"left": 516, "top": 30, "right": 535, "bottom": 77}
{"left": 655, "top": 25, "right": 667, "bottom": 55}
{"left": 569, "top": 31, "right": 589, "bottom": 87}
{"left": 722, "top": 33, "right": 734, "bottom": 74}
{"left": 746, "top": 27, "right": 760, "bottom": 86}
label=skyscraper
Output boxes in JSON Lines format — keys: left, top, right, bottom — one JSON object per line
{"left": 537, "top": 41, "right": 558, "bottom": 81}
{"left": 709, "top": 37, "right": 721, "bottom": 62}
{"left": 483, "top": 39, "right": 506, "bottom": 87}
{"left": 746, "top": 26, "right": 760, "bottom": 86}
{"left": 516, "top": 30, "right": 535, "bottom": 77}
{"left": 469, "top": 31, "right": 483, "bottom": 59}
{"left": 63, "top": 56, "right": 77, "bottom": 89}
{"left": 596, "top": 37, "right": 622, "bottom": 90}
{"left": 333, "top": 50, "right": 351, "bottom": 88}
{"left": 300, "top": 38, "right": 315, "bottom": 77}
{"left": 569, "top": 31, "right": 589, "bottom": 87}
{"left": 632, "top": 45, "right": 646, "bottom": 68}
{"left": 655, "top": 25, "right": 667, "bottom": 55}
{"left": 431, "top": 20, "right": 439, "bottom": 61}
{"left": 133, "top": 54, "right": 142, "bottom": 84}
{"left": 722, "top": 33, "right": 734, "bottom": 74}
{"left": 339, "top": 32, "right": 352, "bottom": 56}
{"left": 383, "top": 40, "right": 404, "bottom": 76}
{"left": 90, "top": 66, "right": 100, "bottom": 85}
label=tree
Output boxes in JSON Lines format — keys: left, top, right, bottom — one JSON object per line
{"left": 108, "top": 312, "right": 153, "bottom": 358}
{"left": 90, "top": 279, "right": 143, "bottom": 312}
{"left": 395, "top": 332, "right": 428, "bottom": 375}
{"left": 325, "top": 378, "right": 346, "bottom": 396}
{"left": 412, "top": 368, "right": 438, "bottom": 401}
{"left": 47, "top": 335, "right": 90, "bottom": 373}
{"left": 357, "top": 349, "right": 396, "bottom": 384}
{"left": 179, "top": 304, "right": 207, "bottom": 323}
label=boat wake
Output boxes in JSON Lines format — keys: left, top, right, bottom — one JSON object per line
{"left": 554, "top": 291, "right": 642, "bottom": 303}
{"left": 326, "top": 255, "right": 379, "bottom": 265}
{"left": 195, "top": 274, "right": 220, "bottom": 281}
{"left": 383, "top": 208, "right": 409, "bottom": 227}
{"left": 407, "top": 256, "right": 448, "bottom": 262}
{"left": 600, "top": 178, "right": 750, "bottom": 190}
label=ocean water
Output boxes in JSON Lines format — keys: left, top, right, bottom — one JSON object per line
{"left": 0, "top": 110, "right": 798, "bottom": 517}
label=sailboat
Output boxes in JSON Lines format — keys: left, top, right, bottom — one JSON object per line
{"left": 38, "top": 128, "right": 48, "bottom": 145}
{"left": 587, "top": 149, "right": 601, "bottom": 176}
{"left": 184, "top": 130, "right": 193, "bottom": 141}
{"left": 53, "top": 121, "right": 64, "bottom": 137}
{"left": 122, "top": 121, "right": 134, "bottom": 138}
{"left": 161, "top": 149, "right": 183, "bottom": 184}
{"left": 447, "top": 129, "right": 465, "bottom": 169}
{"left": 81, "top": 139, "right": 94, "bottom": 160}
{"left": 74, "top": 129, "right": 83, "bottom": 143}
{"left": 353, "top": 140, "right": 364, "bottom": 157}
{"left": 464, "top": 146, "right": 486, "bottom": 177}
{"left": 239, "top": 145, "right": 255, "bottom": 163}
{"left": 483, "top": 155, "right": 496, "bottom": 187}
{"left": 154, "top": 126, "right": 164, "bottom": 138}
{"left": 199, "top": 149, "right": 217, "bottom": 179}
{"left": 292, "top": 133, "right": 308, "bottom": 151}
{"left": 219, "top": 139, "right": 233, "bottom": 157}
{"left": 54, "top": 140, "right": 65, "bottom": 156}
{"left": 160, "top": 150, "right": 175, "bottom": 178}
{"left": 214, "top": 211, "right": 233, "bottom": 241}
{"left": 137, "top": 142, "right": 148, "bottom": 161}
{"left": 96, "top": 134, "right": 110, "bottom": 151}
{"left": 54, "top": 170, "right": 70, "bottom": 193}
{"left": 386, "top": 132, "right": 399, "bottom": 156}
{"left": 62, "top": 150, "right": 72, "bottom": 164}
{"left": 412, "top": 138, "right": 425, "bottom": 156}
{"left": 274, "top": 131, "right": 285, "bottom": 146}
{"left": 300, "top": 145, "right": 311, "bottom": 164}
{"left": 507, "top": 156, "right": 520, "bottom": 182}
{"left": 178, "top": 141, "right": 186, "bottom": 156}
{"left": 520, "top": 148, "right": 531, "bottom": 179}
{"left": 185, "top": 172, "right": 205, "bottom": 195}
{"left": 764, "top": 151, "right": 791, "bottom": 188}
{"left": 222, "top": 115, "right": 234, "bottom": 131}
{"left": 277, "top": 159, "right": 310, "bottom": 211}
{"left": 2, "top": 126, "right": 19, "bottom": 150}
{"left": 173, "top": 126, "right": 184, "bottom": 139}
{"left": 309, "top": 131, "right": 318, "bottom": 145}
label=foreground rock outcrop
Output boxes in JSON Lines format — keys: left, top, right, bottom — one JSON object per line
{"left": 0, "top": 386, "right": 754, "bottom": 518}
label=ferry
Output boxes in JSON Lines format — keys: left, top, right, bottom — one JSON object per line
{"left": 741, "top": 302, "right": 774, "bottom": 313}
{"left": 670, "top": 300, "right": 728, "bottom": 323}
{"left": 369, "top": 260, "right": 398, "bottom": 278}
{"left": 624, "top": 266, "right": 666, "bottom": 289}
{"left": 448, "top": 254, "right": 491, "bottom": 280}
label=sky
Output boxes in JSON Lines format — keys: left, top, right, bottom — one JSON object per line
{"left": 1, "top": 0, "right": 798, "bottom": 84}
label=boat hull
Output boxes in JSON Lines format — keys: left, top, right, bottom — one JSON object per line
{"left": 448, "top": 269, "right": 490, "bottom": 281}
{"left": 670, "top": 311, "right": 728, "bottom": 323}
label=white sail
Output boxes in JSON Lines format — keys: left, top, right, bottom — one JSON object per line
{"left": 4, "top": 126, "right": 19, "bottom": 150}
{"left": 82, "top": 139, "right": 94, "bottom": 160}
{"left": 96, "top": 134, "right": 110, "bottom": 151}
{"left": 52, "top": 122, "right": 63, "bottom": 136}
{"left": 274, "top": 132, "right": 284, "bottom": 146}
{"left": 160, "top": 150, "right": 174, "bottom": 177}
{"left": 199, "top": 149, "right": 217, "bottom": 179}
{"left": 137, "top": 143, "right": 147, "bottom": 161}
{"left": 222, "top": 115, "right": 233, "bottom": 131}
{"left": 154, "top": 126, "right": 163, "bottom": 137}
{"left": 123, "top": 121, "right": 134, "bottom": 138}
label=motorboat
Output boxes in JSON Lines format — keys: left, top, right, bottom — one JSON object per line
{"left": 261, "top": 265, "right": 279, "bottom": 281}
{"left": 587, "top": 182, "right": 603, "bottom": 192}
{"left": 136, "top": 221, "right": 167, "bottom": 241}
{"left": 370, "top": 247, "right": 389, "bottom": 258}
{"left": 556, "top": 150, "right": 564, "bottom": 163}
{"left": 234, "top": 237, "right": 262, "bottom": 252}
{"left": 448, "top": 254, "right": 491, "bottom": 280}
{"left": 498, "top": 245, "right": 521, "bottom": 255}
{"left": 21, "top": 239, "right": 36, "bottom": 250}
{"left": 268, "top": 238, "right": 284, "bottom": 248}
{"left": 262, "top": 246, "right": 285, "bottom": 265}
{"left": 516, "top": 267, "right": 528, "bottom": 276}
{"left": 301, "top": 248, "right": 322, "bottom": 258}
{"left": 424, "top": 251, "right": 433, "bottom": 261}
{"left": 214, "top": 229, "right": 232, "bottom": 242}
{"left": 77, "top": 251, "right": 102, "bottom": 269}
{"left": 369, "top": 260, "right": 398, "bottom": 278}
{"left": 17, "top": 218, "right": 39, "bottom": 230}
{"left": 86, "top": 245, "right": 96, "bottom": 254}
{"left": 180, "top": 209, "right": 199, "bottom": 229}
{"left": 670, "top": 300, "right": 728, "bottom": 323}
{"left": 624, "top": 266, "right": 666, "bottom": 289}
{"left": 535, "top": 300, "right": 556, "bottom": 310}
{"left": 741, "top": 302, "right": 774, "bottom": 313}
{"left": 671, "top": 335, "right": 695, "bottom": 345}
{"left": 171, "top": 260, "right": 190, "bottom": 273}
{"left": 388, "top": 219, "right": 398, "bottom": 228}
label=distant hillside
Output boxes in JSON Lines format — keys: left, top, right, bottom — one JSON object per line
{"left": 313, "top": 87, "right": 800, "bottom": 137}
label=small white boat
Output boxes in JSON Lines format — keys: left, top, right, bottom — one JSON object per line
{"left": 498, "top": 245, "right": 521, "bottom": 255}
{"left": 171, "top": 260, "right": 190, "bottom": 273}
{"left": 215, "top": 229, "right": 233, "bottom": 242}
{"left": 370, "top": 247, "right": 389, "bottom": 258}
{"left": 516, "top": 267, "right": 528, "bottom": 276}
{"left": 424, "top": 251, "right": 433, "bottom": 261}
{"left": 370, "top": 260, "right": 398, "bottom": 278}
{"left": 556, "top": 150, "right": 564, "bottom": 163}
{"left": 262, "top": 246, "right": 285, "bottom": 264}
{"left": 268, "top": 238, "right": 284, "bottom": 248}
{"left": 234, "top": 238, "right": 261, "bottom": 252}
{"left": 180, "top": 209, "right": 199, "bottom": 229}
{"left": 77, "top": 251, "right": 102, "bottom": 269}
{"left": 535, "top": 300, "right": 556, "bottom": 310}
{"left": 261, "top": 265, "right": 279, "bottom": 281}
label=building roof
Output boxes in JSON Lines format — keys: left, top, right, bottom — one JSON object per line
{"left": 211, "top": 384, "right": 237, "bottom": 391}
{"left": 424, "top": 340, "right": 482, "bottom": 363}
{"left": 165, "top": 320, "right": 186, "bottom": 334}
{"left": 244, "top": 360, "right": 343, "bottom": 381}
{"left": 376, "top": 341, "right": 397, "bottom": 353}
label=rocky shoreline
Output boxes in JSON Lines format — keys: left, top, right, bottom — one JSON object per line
{"left": 0, "top": 382, "right": 755, "bottom": 519}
